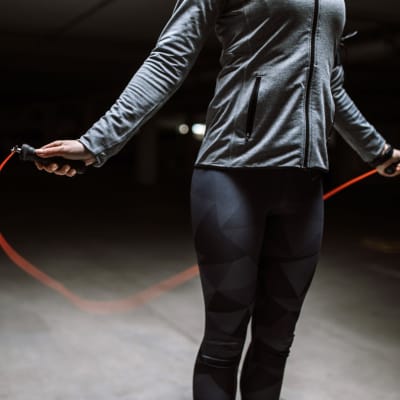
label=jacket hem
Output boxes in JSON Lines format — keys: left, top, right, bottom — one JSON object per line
{"left": 193, "top": 162, "right": 329, "bottom": 173}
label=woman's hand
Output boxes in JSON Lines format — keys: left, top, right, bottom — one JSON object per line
{"left": 35, "top": 140, "right": 96, "bottom": 177}
{"left": 376, "top": 148, "right": 400, "bottom": 177}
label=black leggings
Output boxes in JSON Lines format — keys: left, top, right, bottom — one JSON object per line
{"left": 190, "top": 167, "right": 324, "bottom": 400}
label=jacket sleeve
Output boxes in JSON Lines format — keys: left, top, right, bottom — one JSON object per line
{"left": 79, "top": 0, "right": 224, "bottom": 167}
{"left": 330, "top": 62, "right": 386, "bottom": 163}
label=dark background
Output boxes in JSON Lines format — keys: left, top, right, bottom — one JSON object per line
{"left": 0, "top": 5, "right": 399, "bottom": 399}
{"left": 0, "top": 0, "right": 399, "bottom": 214}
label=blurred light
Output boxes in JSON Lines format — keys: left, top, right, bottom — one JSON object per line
{"left": 362, "top": 238, "right": 400, "bottom": 254}
{"left": 178, "top": 124, "right": 190, "bottom": 135}
{"left": 192, "top": 123, "right": 206, "bottom": 141}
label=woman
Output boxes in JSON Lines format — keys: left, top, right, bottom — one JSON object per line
{"left": 35, "top": 1, "right": 400, "bottom": 399}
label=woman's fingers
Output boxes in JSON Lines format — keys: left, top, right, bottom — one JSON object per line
{"left": 44, "top": 163, "right": 60, "bottom": 173}
{"left": 33, "top": 140, "right": 92, "bottom": 177}
{"left": 36, "top": 143, "right": 66, "bottom": 158}
{"left": 34, "top": 140, "right": 96, "bottom": 176}
{"left": 44, "top": 163, "right": 75, "bottom": 176}
{"left": 377, "top": 148, "right": 400, "bottom": 177}
{"left": 34, "top": 161, "right": 44, "bottom": 171}
{"left": 66, "top": 169, "right": 77, "bottom": 178}
{"left": 35, "top": 160, "right": 77, "bottom": 176}
{"left": 54, "top": 164, "right": 71, "bottom": 176}
{"left": 36, "top": 140, "right": 80, "bottom": 159}
{"left": 40, "top": 140, "right": 64, "bottom": 150}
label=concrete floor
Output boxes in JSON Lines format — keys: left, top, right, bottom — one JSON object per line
{"left": 0, "top": 182, "right": 399, "bottom": 400}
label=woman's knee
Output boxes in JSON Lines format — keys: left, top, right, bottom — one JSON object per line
{"left": 197, "top": 339, "right": 246, "bottom": 368}
{"left": 253, "top": 333, "right": 295, "bottom": 362}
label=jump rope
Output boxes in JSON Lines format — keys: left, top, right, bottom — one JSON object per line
{"left": 0, "top": 144, "right": 397, "bottom": 314}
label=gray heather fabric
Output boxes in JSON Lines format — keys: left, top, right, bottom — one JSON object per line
{"left": 79, "top": 0, "right": 386, "bottom": 170}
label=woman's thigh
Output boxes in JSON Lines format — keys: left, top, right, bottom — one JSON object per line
{"left": 190, "top": 168, "right": 266, "bottom": 340}
{"left": 251, "top": 171, "right": 324, "bottom": 349}
{"left": 190, "top": 167, "right": 324, "bottom": 340}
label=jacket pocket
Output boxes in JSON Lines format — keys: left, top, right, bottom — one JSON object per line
{"left": 245, "top": 76, "right": 262, "bottom": 141}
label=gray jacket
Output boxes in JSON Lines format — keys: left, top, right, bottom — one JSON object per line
{"left": 79, "top": 0, "right": 386, "bottom": 170}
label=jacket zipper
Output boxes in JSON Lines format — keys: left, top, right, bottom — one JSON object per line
{"left": 304, "top": 0, "right": 319, "bottom": 167}
{"left": 245, "top": 76, "right": 262, "bottom": 142}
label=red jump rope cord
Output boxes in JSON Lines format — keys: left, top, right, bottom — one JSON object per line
{"left": 0, "top": 151, "right": 378, "bottom": 314}
{"left": 323, "top": 169, "right": 377, "bottom": 200}
{"left": 0, "top": 233, "right": 198, "bottom": 315}
{"left": 0, "top": 151, "right": 16, "bottom": 172}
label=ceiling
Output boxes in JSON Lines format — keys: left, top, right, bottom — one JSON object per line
{"left": 0, "top": 0, "right": 176, "bottom": 43}
{"left": 1, "top": 0, "right": 399, "bottom": 100}
{"left": 1, "top": 0, "right": 399, "bottom": 44}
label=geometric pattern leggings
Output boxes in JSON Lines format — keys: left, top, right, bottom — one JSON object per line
{"left": 190, "top": 167, "right": 324, "bottom": 400}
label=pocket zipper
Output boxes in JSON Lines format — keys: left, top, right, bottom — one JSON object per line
{"left": 245, "top": 76, "right": 262, "bottom": 142}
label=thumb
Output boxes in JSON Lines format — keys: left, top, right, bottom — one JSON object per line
{"left": 36, "top": 144, "right": 66, "bottom": 158}
{"left": 39, "top": 140, "right": 64, "bottom": 150}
